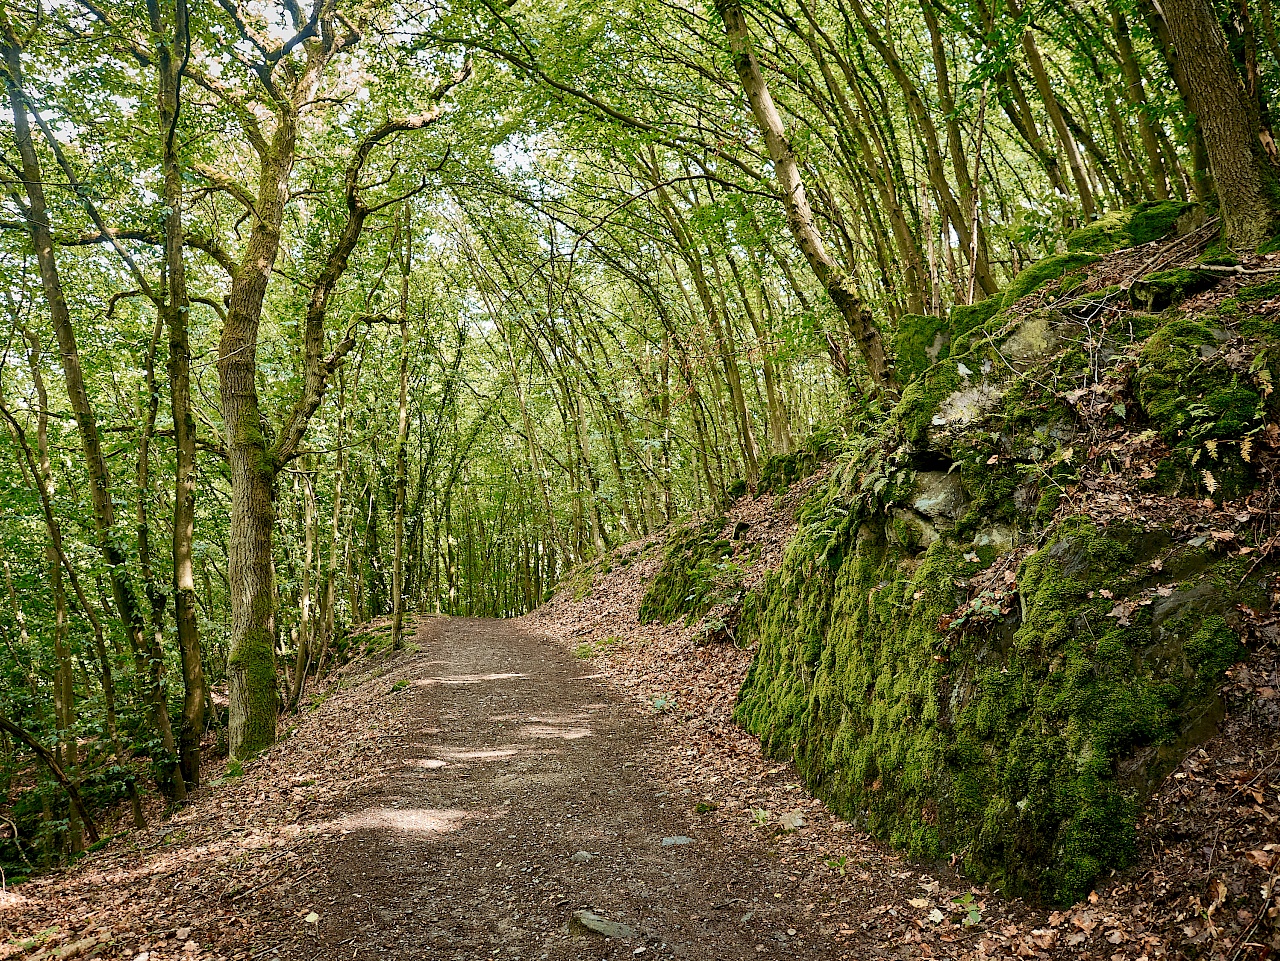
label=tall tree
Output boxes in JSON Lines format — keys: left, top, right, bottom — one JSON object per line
{"left": 1159, "top": 0, "right": 1278, "bottom": 248}
{"left": 714, "top": 0, "right": 895, "bottom": 391}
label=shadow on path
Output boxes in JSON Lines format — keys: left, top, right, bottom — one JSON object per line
{"left": 293, "top": 618, "right": 838, "bottom": 960}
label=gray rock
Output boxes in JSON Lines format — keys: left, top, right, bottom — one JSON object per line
{"left": 889, "top": 508, "right": 939, "bottom": 552}
{"left": 660, "top": 835, "right": 693, "bottom": 846}
{"left": 909, "top": 471, "right": 968, "bottom": 522}
{"left": 569, "top": 850, "right": 594, "bottom": 863}
{"left": 973, "top": 525, "right": 1015, "bottom": 553}
{"left": 1002, "top": 311, "right": 1059, "bottom": 366}
{"left": 779, "top": 811, "right": 806, "bottom": 831}
{"left": 569, "top": 910, "right": 636, "bottom": 939}
{"left": 934, "top": 382, "right": 1004, "bottom": 429}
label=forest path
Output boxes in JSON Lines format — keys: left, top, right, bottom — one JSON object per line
{"left": 296, "top": 617, "right": 840, "bottom": 961}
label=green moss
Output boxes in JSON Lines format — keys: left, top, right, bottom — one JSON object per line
{"left": 736, "top": 501, "right": 1254, "bottom": 904}
{"left": 950, "top": 297, "right": 1003, "bottom": 337}
{"left": 892, "top": 358, "right": 963, "bottom": 448}
{"left": 724, "top": 273, "right": 1280, "bottom": 905}
{"left": 638, "top": 516, "right": 743, "bottom": 624}
{"left": 1034, "top": 488, "right": 1062, "bottom": 524}
{"left": 228, "top": 618, "right": 278, "bottom": 759}
{"left": 893, "top": 313, "right": 952, "bottom": 385}
{"left": 1128, "top": 268, "right": 1219, "bottom": 312}
{"left": 1066, "top": 201, "right": 1195, "bottom": 254}
{"left": 1058, "top": 270, "right": 1088, "bottom": 295}
{"left": 1002, "top": 253, "right": 1101, "bottom": 308}
{"left": 1134, "top": 319, "right": 1265, "bottom": 483}
{"left": 758, "top": 431, "right": 835, "bottom": 494}
{"left": 1181, "top": 615, "right": 1243, "bottom": 686}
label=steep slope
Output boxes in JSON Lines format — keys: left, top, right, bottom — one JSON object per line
{"left": 529, "top": 204, "right": 1280, "bottom": 957}
{"left": 735, "top": 205, "right": 1280, "bottom": 906}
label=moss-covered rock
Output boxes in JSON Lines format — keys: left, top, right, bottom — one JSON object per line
{"left": 737, "top": 482, "right": 1260, "bottom": 904}
{"left": 1128, "top": 268, "right": 1220, "bottom": 312}
{"left": 732, "top": 287, "right": 1277, "bottom": 905}
{"left": 950, "top": 297, "right": 1003, "bottom": 336}
{"left": 1002, "top": 253, "right": 1101, "bottom": 308}
{"left": 1066, "top": 201, "right": 1197, "bottom": 254}
{"left": 638, "top": 516, "right": 745, "bottom": 624}
{"left": 890, "top": 301, "right": 1008, "bottom": 386}
{"left": 894, "top": 313, "right": 952, "bottom": 385}
{"left": 757, "top": 431, "right": 835, "bottom": 495}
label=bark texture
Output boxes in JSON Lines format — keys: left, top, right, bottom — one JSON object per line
{"left": 1160, "top": 0, "right": 1277, "bottom": 248}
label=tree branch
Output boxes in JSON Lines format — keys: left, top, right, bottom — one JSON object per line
{"left": 0, "top": 713, "right": 100, "bottom": 844}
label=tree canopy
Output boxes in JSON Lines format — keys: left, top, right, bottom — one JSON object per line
{"left": 0, "top": 0, "right": 1276, "bottom": 870}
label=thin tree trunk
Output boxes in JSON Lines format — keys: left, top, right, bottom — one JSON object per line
{"left": 715, "top": 0, "right": 894, "bottom": 390}
{"left": 0, "top": 714, "right": 99, "bottom": 844}
{"left": 150, "top": 0, "right": 207, "bottom": 789}
{"left": 49, "top": 535, "right": 81, "bottom": 852}
{"left": 1111, "top": 4, "right": 1170, "bottom": 199}
{"left": 1006, "top": 0, "right": 1097, "bottom": 220}
{"left": 289, "top": 470, "right": 317, "bottom": 709}
{"left": 137, "top": 316, "right": 187, "bottom": 801}
{"left": 392, "top": 213, "right": 412, "bottom": 651}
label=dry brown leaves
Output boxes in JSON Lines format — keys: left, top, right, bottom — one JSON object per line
{"left": 0, "top": 626, "right": 442, "bottom": 961}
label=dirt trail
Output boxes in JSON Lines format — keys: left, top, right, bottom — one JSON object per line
{"left": 300, "top": 617, "right": 838, "bottom": 961}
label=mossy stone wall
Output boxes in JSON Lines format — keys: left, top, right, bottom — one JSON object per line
{"left": 734, "top": 256, "right": 1277, "bottom": 905}
{"left": 738, "top": 488, "right": 1256, "bottom": 904}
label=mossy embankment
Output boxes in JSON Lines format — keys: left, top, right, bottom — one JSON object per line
{"left": 734, "top": 205, "right": 1280, "bottom": 904}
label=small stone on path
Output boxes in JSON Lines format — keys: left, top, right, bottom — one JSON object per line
{"left": 569, "top": 850, "right": 594, "bottom": 863}
{"left": 780, "top": 811, "right": 806, "bottom": 831}
{"left": 569, "top": 909, "right": 636, "bottom": 939}
{"left": 661, "top": 836, "right": 693, "bottom": 846}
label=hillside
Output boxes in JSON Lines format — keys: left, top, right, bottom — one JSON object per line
{"left": 526, "top": 208, "right": 1280, "bottom": 956}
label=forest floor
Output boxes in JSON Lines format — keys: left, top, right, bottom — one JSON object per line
{"left": 2, "top": 480, "right": 1278, "bottom": 960}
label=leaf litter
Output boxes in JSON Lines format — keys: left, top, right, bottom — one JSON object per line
{"left": 3, "top": 408, "right": 1278, "bottom": 959}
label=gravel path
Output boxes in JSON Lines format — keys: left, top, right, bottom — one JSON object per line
{"left": 303, "top": 617, "right": 839, "bottom": 961}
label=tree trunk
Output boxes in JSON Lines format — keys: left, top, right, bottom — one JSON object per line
{"left": 1007, "top": 0, "right": 1097, "bottom": 220}
{"left": 150, "top": 0, "right": 207, "bottom": 789}
{"left": 392, "top": 215, "right": 412, "bottom": 651}
{"left": 137, "top": 316, "right": 187, "bottom": 801}
{"left": 1111, "top": 4, "right": 1171, "bottom": 199}
{"left": 1159, "top": 0, "right": 1277, "bottom": 249}
{"left": 714, "top": 0, "right": 894, "bottom": 390}
{"left": 288, "top": 470, "right": 317, "bottom": 709}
